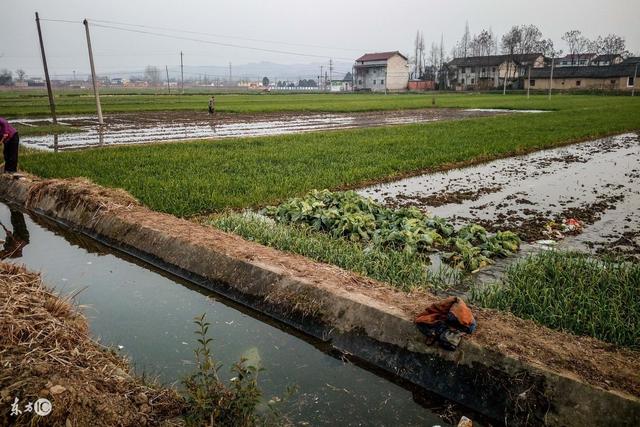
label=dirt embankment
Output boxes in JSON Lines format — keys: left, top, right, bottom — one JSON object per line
{"left": 0, "top": 262, "right": 184, "bottom": 426}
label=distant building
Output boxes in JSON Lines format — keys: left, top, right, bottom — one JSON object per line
{"left": 354, "top": 51, "right": 409, "bottom": 92}
{"left": 331, "top": 72, "right": 353, "bottom": 92}
{"left": 110, "top": 78, "right": 127, "bottom": 86}
{"left": 555, "top": 53, "right": 598, "bottom": 67}
{"left": 622, "top": 57, "right": 640, "bottom": 66}
{"left": 408, "top": 80, "right": 436, "bottom": 91}
{"left": 526, "top": 64, "right": 638, "bottom": 91}
{"left": 447, "top": 54, "right": 545, "bottom": 90}
{"left": 27, "top": 79, "right": 45, "bottom": 87}
{"left": 592, "top": 54, "right": 624, "bottom": 66}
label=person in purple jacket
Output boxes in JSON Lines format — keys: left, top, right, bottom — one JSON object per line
{"left": 0, "top": 117, "right": 19, "bottom": 173}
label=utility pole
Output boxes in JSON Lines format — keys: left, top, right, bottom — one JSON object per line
{"left": 180, "top": 51, "right": 184, "bottom": 94}
{"left": 329, "top": 59, "right": 333, "bottom": 91}
{"left": 325, "top": 70, "right": 328, "bottom": 92}
{"left": 548, "top": 57, "right": 555, "bottom": 100}
{"left": 527, "top": 65, "right": 531, "bottom": 99}
{"left": 83, "top": 18, "right": 103, "bottom": 125}
{"left": 633, "top": 63, "right": 638, "bottom": 97}
{"left": 165, "top": 65, "right": 171, "bottom": 94}
{"left": 35, "top": 12, "right": 57, "bottom": 124}
{"left": 320, "top": 66, "right": 323, "bottom": 91}
{"left": 229, "top": 62, "right": 232, "bottom": 87}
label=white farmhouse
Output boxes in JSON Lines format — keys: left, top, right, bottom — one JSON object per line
{"left": 354, "top": 51, "right": 409, "bottom": 92}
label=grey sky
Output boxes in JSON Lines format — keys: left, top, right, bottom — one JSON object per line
{"left": 2, "top": 0, "right": 639, "bottom": 79}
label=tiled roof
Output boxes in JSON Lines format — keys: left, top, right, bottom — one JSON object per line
{"left": 355, "top": 51, "right": 407, "bottom": 62}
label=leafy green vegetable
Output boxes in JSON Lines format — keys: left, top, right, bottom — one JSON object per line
{"left": 262, "top": 190, "right": 521, "bottom": 271}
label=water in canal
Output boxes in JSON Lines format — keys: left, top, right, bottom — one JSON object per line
{"left": 0, "top": 201, "right": 469, "bottom": 426}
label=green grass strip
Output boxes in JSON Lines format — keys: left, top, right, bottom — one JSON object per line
{"left": 19, "top": 96, "right": 640, "bottom": 216}
{"left": 208, "top": 212, "right": 456, "bottom": 292}
{"left": 472, "top": 251, "right": 640, "bottom": 349}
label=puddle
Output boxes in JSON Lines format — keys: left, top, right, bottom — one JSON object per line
{"left": 0, "top": 201, "right": 483, "bottom": 426}
{"left": 359, "top": 133, "right": 640, "bottom": 254}
{"left": 464, "top": 108, "right": 547, "bottom": 113}
{"left": 19, "top": 108, "right": 516, "bottom": 151}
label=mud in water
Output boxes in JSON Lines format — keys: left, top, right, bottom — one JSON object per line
{"left": 19, "top": 108, "right": 523, "bottom": 151}
{"left": 359, "top": 133, "right": 640, "bottom": 256}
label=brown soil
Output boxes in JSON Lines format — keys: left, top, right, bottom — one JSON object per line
{"left": 0, "top": 262, "right": 184, "bottom": 426}
{"left": 466, "top": 194, "right": 625, "bottom": 242}
{"left": 595, "top": 230, "right": 640, "bottom": 261}
{"left": 6, "top": 175, "right": 640, "bottom": 400}
{"left": 386, "top": 187, "right": 502, "bottom": 209}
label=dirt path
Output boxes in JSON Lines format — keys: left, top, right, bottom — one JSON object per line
{"left": 359, "top": 133, "right": 640, "bottom": 258}
{"left": 19, "top": 108, "right": 530, "bottom": 151}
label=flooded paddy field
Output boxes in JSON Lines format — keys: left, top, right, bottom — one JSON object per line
{"left": 0, "top": 201, "right": 485, "bottom": 426}
{"left": 360, "top": 133, "right": 640, "bottom": 258}
{"left": 18, "top": 108, "right": 524, "bottom": 151}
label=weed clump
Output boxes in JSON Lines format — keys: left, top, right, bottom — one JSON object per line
{"left": 182, "top": 314, "right": 295, "bottom": 426}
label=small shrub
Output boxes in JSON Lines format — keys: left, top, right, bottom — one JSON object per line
{"left": 182, "top": 314, "right": 294, "bottom": 426}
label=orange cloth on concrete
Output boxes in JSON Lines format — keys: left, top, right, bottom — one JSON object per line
{"left": 415, "top": 296, "right": 476, "bottom": 332}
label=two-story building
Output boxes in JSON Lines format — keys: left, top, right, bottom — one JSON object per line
{"left": 447, "top": 54, "right": 545, "bottom": 90}
{"left": 354, "top": 51, "right": 409, "bottom": 92}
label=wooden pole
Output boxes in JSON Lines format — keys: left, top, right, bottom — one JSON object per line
{"left": 180, "top": 51, "right": 184, "bottom": 94}
{"left": 35, "top": 12, "right": 57, "bottom": 124}
{"left": 527, "top": 65, "right": 531, "bottom": 99}
{"left": 166, "top": 65, "right": 171, "bottom": 94}
{"left": 83, "top": 19, "right": 103, "bottom": 125}
{"left": 548, "top": 58, "right": 555, "bottom": 100}
{"left": 633, "top": 63, "right": 638, "bottom": 97}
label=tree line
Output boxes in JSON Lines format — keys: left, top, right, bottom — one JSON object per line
{"left": 411, "top": 23, "right": 633, "bottom": 81}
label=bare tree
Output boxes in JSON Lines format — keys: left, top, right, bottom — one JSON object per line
{"left": 15, "top": 69, "right": 26, "bottom": 82}
{"left": 0, "top": 69, "right": 13, "bottom": 86}
{"left": 144, "top": 65, "right": 162, "bottom": 85}
{"left": 516, "top": 25, "right": 544, "bottom": 55}
{"left": 461, "top": 21, "right": 470, "bottom": 58}
{"left": 592, "top": 34, "right": 628, "bottom": 61}
{"left": 413, "top": 30, "right": 420, "bottom": 79}
{"left": 501, "top": 26, "right": 522, "bottom": 94}
{"left": 418, "top": 31, "right": 425, "bottom": 78}
{"left": 562, "top": 30, "right": 591, "bottom": 65}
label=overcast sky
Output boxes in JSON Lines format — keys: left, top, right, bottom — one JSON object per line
{"left": 2, "top": 0, "right": 639, "bottom": 79}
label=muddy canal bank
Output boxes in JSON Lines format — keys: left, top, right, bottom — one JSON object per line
{"left": 18, "top": 108, "right": 514, "bottom": 151}
{"left": 1, "top": 174, "right": 638, "bottom": 425}
{"left": 360, "top": 133, "right": 640, "bottom": 257}
{"left": 0, "top": 262, "right": 184, "bottom": 426}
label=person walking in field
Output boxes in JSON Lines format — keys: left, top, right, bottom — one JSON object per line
{"left": 0, "top": 117, "right": 19, "bottom": 173}
{"left": 208, "top": 96, "right": 216, "bottom": 115}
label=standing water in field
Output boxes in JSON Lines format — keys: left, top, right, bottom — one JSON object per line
{"left": 17, "top": 108, "right": 524, "bottom": 151}
{"left": 360, "top": 133, "right": 640, "bottom": 255}
{"left": 0, "top": 202, "right": 481, "bottom": 426}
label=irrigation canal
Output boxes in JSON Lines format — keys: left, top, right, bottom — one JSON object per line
{"left": 0, "top": 201, "right": 485, "bottom": 426}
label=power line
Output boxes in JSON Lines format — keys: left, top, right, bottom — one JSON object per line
{"left": 89, "top": 22, "right": 353, "bottom": 61}
{"left": 39, "top": 18, "right": 82, "bottom": 24}
{"left": 88, "top": 18, "right": 364, "bottom": 53}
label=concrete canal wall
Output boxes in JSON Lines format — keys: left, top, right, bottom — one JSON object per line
{"left": 1, "top": 173, "right": 638, "bottom": 426}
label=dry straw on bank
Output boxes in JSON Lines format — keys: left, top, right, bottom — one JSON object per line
{"left": 0, "top": 262, "right": 183, "bottom": 426}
